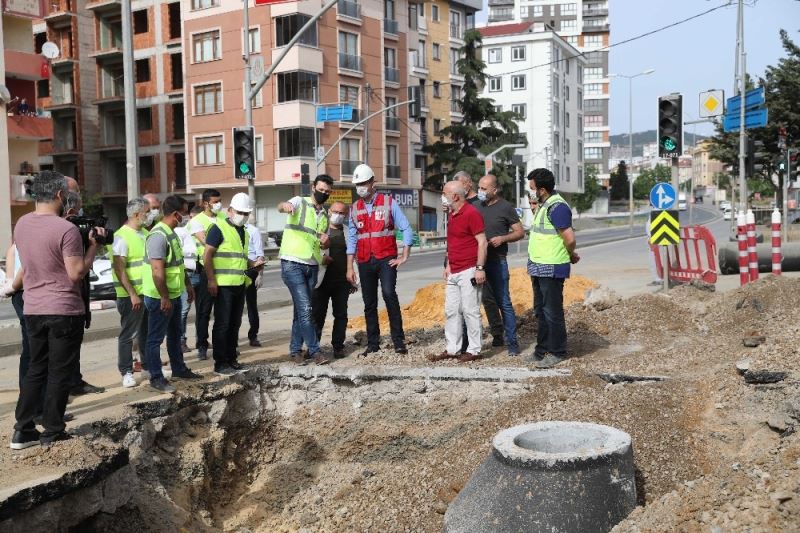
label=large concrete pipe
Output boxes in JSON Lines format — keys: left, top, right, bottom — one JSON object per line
{"left": 444, "top": 422, "right": 637, "bottom": 533}
{"left": 719, "top": 242, "right": 800, "bottom": 275}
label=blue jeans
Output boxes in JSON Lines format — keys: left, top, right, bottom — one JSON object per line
{"left": 281, "top": 260, "right": 320, "bottom": 355}
{"left": 182, "top": 271, "right": 201, "bottom": 344}
{"left": 532, "top": 276, "right": 567, "bottom": 357}
{"left": 144, "top": 295, "right": 188, "bottom": 381}
{"left": 485, "top": 258, "right": 519, "bottom": 352}
{"left": 358, "top": 256, "right": 405, "bottom": 349}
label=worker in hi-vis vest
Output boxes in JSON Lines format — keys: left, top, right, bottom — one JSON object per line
{"left": 203, "top": 193, "right": 265, "bottom": 377}
{"left": 277, "top": 174, "right": 332, "bottom": 366}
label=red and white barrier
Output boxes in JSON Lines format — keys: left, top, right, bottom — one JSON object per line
{"left": 746, "top": 209, "right": 759, "bottom": 282}
{"left": 650, "top": 225, "right": 719, "bottom": 285}
{"left": 772, "top": 208, "right": 782, "bottom": 276}
{"left": 736, "top": 212, "right": 749, "bottom": 286}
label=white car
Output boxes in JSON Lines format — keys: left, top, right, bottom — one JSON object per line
{"left": 723, "top": 207, "right": 733, "bottom": 221}
{"left": 720, "top": 201, "right": 731, "bottom": 211}
{"left": 89, "top": 257, "right": 115, "bottom": 300}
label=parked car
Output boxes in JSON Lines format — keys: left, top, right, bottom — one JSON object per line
{"left": 89, "top": 257, "right": 115, "bottom": 300}
{"left": 720, "top": 201, "right": 731, "bottom": 211}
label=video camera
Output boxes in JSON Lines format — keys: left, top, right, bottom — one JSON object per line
{"left": 69, "top": 214, "right": 115, "bottom": 247}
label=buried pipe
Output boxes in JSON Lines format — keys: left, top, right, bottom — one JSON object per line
{"left": 719, "top": 242, "right": 800, "bottom": 275}
{"left": 444, "top": 421, "right": 637, "bottom": 533}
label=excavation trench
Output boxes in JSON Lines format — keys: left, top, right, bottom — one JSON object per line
{"left": 2, "top": 364, "right": 561, "bottom": 532}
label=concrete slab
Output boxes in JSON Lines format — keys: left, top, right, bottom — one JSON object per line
{"left": 277, "top": 363, "right": 570, "bottom": 383}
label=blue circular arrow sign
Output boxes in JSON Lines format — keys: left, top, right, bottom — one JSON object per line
{"left": 649, "top": 183, "right": 676, "bottom": 210}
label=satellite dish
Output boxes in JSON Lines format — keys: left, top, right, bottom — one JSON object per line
{"left": 41, "top": 42, "right": 60, "bottom": 60}
{"left": 0, "top": 85, "right": 10, "bottom": 104}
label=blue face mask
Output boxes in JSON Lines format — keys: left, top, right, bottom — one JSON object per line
{"left": 477, "top": 190, "right": 488, "bottom": 202}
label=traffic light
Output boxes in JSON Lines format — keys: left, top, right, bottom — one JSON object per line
{"left": 408, "top": 86, "right": 421, "bottom": 119}
{"left": 233, "top": 126, "right": 255, "bottom": 180}
{"left": 745, "top": 136, "right": 767, "bottom": 176}
{"left": 658, "top": 94, "right": 682, "bottom": 158}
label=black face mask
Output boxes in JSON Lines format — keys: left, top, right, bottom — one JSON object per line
{"left": 314, "top": 190, "right": 330, "bottom": 204}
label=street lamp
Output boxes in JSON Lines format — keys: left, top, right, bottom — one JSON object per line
{"left": 610, "top": 68, "right": 655, "bottom": 236}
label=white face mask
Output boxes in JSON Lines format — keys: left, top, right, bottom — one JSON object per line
{"left": 146, "top": 208, "right": 160, "bottom": 226}
{"left": 329, "top": 213, "right": 345, "bottom": 226}
{"left": 230, "top": 213, "right": 247, "bottom": 227}
{"left": 356, "top": 186, "right": 370, "bottom": 198}
{"left": 211, "top": 202, "right": 222, "bottom": 213}
{"left": 441, "top": 194, "right": 451, "bottom": 207}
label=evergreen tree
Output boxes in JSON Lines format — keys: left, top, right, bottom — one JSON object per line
{"left": 608, "top": 161, "right": 629, "bottom": 201}
{"left": 423, "top": 29, "right": 523, "bottom": 191}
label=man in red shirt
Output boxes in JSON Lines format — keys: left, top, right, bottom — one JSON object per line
{"left": 428, "top": 180, "right": 488, "bottom": 363}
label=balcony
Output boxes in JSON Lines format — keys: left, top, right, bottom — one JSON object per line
{"left": 449, "top": 24, "right": 463, "bottom": 41}
{"left": 341, "top": 159, "right": 360, "bottom": 176}
{"left": 6, "top": 115, "right": 53, "bottom": 141}
{"left": 386, "top": 165, "right": 400, "bottom": 180}
{"left": 271, "top": 46, "right": 323, "bottom": 75}
{"left": 450, "top": 100, "right": 461, "bottom": 114}
{"left": 488, "top": 12, "right": 514, "bottom": 23}
{"left": 487, "top": 0, "right": 514, "bottom": 5}
{"left": 583, "top": 7, "right": 608, "bottom": 17}
{"left": 384, "top": 19, "right": 399, "bottom": 36}
{"left": 4, "top": 50, "right": 47, "bottom": 81}
{"left": 89, "top": 47, "right": 123, "bottom": 59}
{"left": 337, "top": 0, "right": 361, "bottom": 20}
{"left": 338, "top": 52, "right": 362, "bottom": 74}
{"left": 583, "top": 21, "right": 610, "bottom": 32}
{"left": 385, "top": 66, "right": 399, "bottom": 84}
{"left": 385, "top": 116, "right": 399, "bottom": 131}
{"left": 86, "top": 0, "right": 121, "bottom": 12}
{"left": 44, "top": 0, "right": 76, "bottom": 23}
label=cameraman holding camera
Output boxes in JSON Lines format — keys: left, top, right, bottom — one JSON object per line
{"left": 10, "top": 171, "right": 105, "bottom": 449}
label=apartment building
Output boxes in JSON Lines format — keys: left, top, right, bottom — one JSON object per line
{"left": 183, "top": 0, "right": 423, "bottom": 232}
{"left": 1, "top": 1, "right": 53, "bottom": 251}
{"left": 35, "top": 0, "right": 185, "bottom": 225}
{"left": 479, "top": 22, "right": 585, "bottom": 194}
{"left": 486, "top": 0, "right": 610, "bottom": 184}
{"left": 692, "top": 140, "right": 725, "bottom": 189}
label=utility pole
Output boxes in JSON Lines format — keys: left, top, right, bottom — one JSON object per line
{"left": 364, "top": 83, "right": 370, "bottom": 165}
{"left": 121, "top": 0, "right": 139, "bottom": 199}
{"left": 736, "top": 0, "right": 747, "bottom": 215}
{"left": 243, "top": 0, "right": 255, "bottom": 216}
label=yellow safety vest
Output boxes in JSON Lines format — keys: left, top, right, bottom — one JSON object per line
{"left": 193, "top": 211, "right": 223, "bottom": 265}
{"left": 112, "top": 225, "right": 146, "bottom": 297}
{"left": 142, "top": 222, "right": 185, "bottom": 299}
{"left": 279, "top": 197, "right": 327, "bottom": 264}
{"left": 212, "top": 219, "right": 250, "bottom": 286}
{"left": 528, "top": 193, "right": 571, "bottom": 265}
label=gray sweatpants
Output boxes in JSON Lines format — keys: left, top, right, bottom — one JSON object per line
{"left": 117, "top": 296, "right": 145, "bottom": 375}
{"left": 445, "top": 267, "right": 483, "bottom": 355}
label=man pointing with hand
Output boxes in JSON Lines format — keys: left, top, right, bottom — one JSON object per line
{"left": 346, "top": 164, "right": 413, "bottom": 356}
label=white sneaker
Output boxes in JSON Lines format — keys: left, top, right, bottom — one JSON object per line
{"left": 141, "top": 370, "right": 151, "bottom": 381}
{"left": 122, "top": 372, "right": 137, "bottom": 388}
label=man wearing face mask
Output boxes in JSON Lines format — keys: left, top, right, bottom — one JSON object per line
{"left": 142, "top": 193, "right": 162, "bottom": 231}
{"left": 111, "top": 197, "right": 150, "bottom": 388}
{"left": 204, "top": 193, "right": 266, "bottom": 375}
{"left": 278, "top": 175, "right": 332, "bottom": 365}
{"left": 475, "top": 174, "right": 525, "bottom": 356}
{"left": 174, "top": 200, "right": 198, "bottom": 353}
{"left": 346, "top": 164, "right": 413, "bottom": 356}
{"left": 189, "top": 189, "right": 223, "bottom": 361}
{"left": 141, "top": 195, "right": 201, "bottom": 393}
{"left": 525, "top": 168, "right": 580, "bottom": 369}
{"left": 312, "top": 200, "right": 354, "bottom": 358}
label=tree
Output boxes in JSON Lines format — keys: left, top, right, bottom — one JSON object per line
{"left": 571, "top": 165, "right": 600, "bottom": 217}
{"left": 608, "top": 161, "right": 629, "bottom": 201}
{"left": 423, "top": 29, "right": 523, "bottom": 192}
{"left": 633, "top": 165, "right": 671, "bottom": 200}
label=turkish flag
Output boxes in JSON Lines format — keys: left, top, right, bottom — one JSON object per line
{"left": 40, "top": 59, "right": 50, "bottom": 79}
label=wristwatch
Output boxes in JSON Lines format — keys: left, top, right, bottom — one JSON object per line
{"left": 476, "top": 265, "right": 485, "bottom": 271}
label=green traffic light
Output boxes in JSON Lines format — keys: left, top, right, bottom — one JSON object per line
{"left": 660, "top": 137, "right": 676, "bottom": 152}
{"left": 239, "top": 162, "right": 250, "bottom": 174}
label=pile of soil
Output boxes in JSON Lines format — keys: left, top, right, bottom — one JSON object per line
{"left": 348, "top": 268, "right": 596, "bottom": 331}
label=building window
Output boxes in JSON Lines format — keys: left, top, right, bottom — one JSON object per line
{"left": 584, "top": 35, "right": 603, "bottom": 49}
{"left": 244, "top": 27, "right": 260, "bottom": 54}
{"left": 561, "top": 19, "right": 577, "bottom": 32}
{"left": 488, "top": 77, "right": 502, "bottom": 92}
{"left": 276, "top": 14, "right": 317, "bottom": 47}
{"left": 137, "top": 107, "right": 152, "bottom": 130}
{"left": 554, "top": 160, "right": 560, "bottom": 182}
{"left": 488, "top": 48, "right": 502, "bottom": 63}
{"left": 577, "top": 89, "right": 583, "bottom": 110}
{"left": 341, "top": 138, "right": 360, "bottom": 171}
{"left": 578, "top": 141, "right": 583, "bottom": 161}
{"left": 578, "top": 115, "right": 583, "bottom": 135}
{"left": 495, "top": 105, "right": 503, "bottom": 112}
{"left": 560, "top": 3, "right": 577, "bottom": 15}
{"left": 172, "top": 103, "right": 184, "bottom": 139}
{"left": 565, "top": 58, "right": 570, "bottom": 74}
{"left": 255, "top": 135, "right": 263, "bottom": 162}
{"left": 339, "top": 84, "right": 360, "bottom": 115}
{"left": 194, "top": 82, "right": 222, "bottom": 114}
{"left": 37, "top": 79, "right": 50, "bottom": 98}
{"left": 511, "top": 46, "right": 525, "bottom": 61}
{"left": 511, "top": 103, "right": 526, "bottom": 119}
{"left": 246, "top": 82, "right": 263, "bottom": 108}
{"left": 432, "top": 43, "right": 441, "bottom": 61}
{"left": 578, "top": 167, "right": 583, "bottom": 188}
{"left": 139, "top": 155, "right": 154, "bottom": 178}
{"left": 532, "top": 5, "right": 543, "bottom": 16}
{"left": 565, "top": 112, "right": 570, "bottom": 128}
{"left": 565, "top": 35, "right": 578, "bottom": 46}
{"left": 553, "top": 102, "right": 560, "bottom": 127}
{"left": 338, "top": 31, "right": 359, "bottom": 67}
{"left": 585, "top": 83, "right": 603, "bottom": 96}
{"left": 585, "top": 115, "right": 604, "bottom": 127}
{"left": 277, "top": 71, "right": 318, "bottom": 103}
{"left": 196, "top": 135, "right": 224, "bottom": 165}
{"left": 552, "top": 74, "right": 559, "bottom": 96}
{"left": 431, "top": 4, "right": 439, "bottom": 21}
{"left": 133, "top": 10, "right": 148, "bottom": 34}
{"left": 565, "top": 85, "right": 570, "bottom": 101}
{"left": 278, "top": 128, "right": 316, "bottom": 158}
{"left": 585, "top": 131, "right": 603, "bottom": 143}
{"left": 553, "top": 46, "right": 560, "bottom": 69}
{"left": 566, "top": 166, "right": 571, "bottom": 182}
{"left": 511, "top": 74, "right": 526, "bottom": 90}
{"left": 433, "top": 81, "right": 441, "bottom": 98}
{"left": 585, "top": 67, "right": 604, "bottom": 80}
{"left": 520, "top": 6, "right": 528, "bottom": 18}
{"left": 193, "top": 30, "right": 221, "bottom": 62}
{"left": 553, "top": 132, "right": 560, "bottom": 155}
{"left": 135, "top": 58, "right": 150, "bottom": 82}
{"left": 433, "top": 119, "right": 441, "bottom": 135}
{"left": 168, "top": 3, "right": 181, "bottom": 39}
{"left": 191, "top": 0, "right": 218, "bottom": 9}
{"left": 170, "top": 53, "right": 183, "bottom": 90}
{"left": 584, "top": 147, "right": 603, "bottom": 160}
{"left": 584, "top": 99, "right": 604, "bottom": 112}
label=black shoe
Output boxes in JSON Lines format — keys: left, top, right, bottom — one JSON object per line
{"left": 361, "top": 346, "right": 380, "bottom": 357}
{"left": 492, "top": 336, "right": 505, "bottom": 347}
{"left": 149, "top": 377, "right": 176, "bottom": 393}
{"left": 10, "top": 429, "right": 41, "bottom": 450}
{"left": 534, "top": 353, "right": 565, "bottom": 369}
{"left": 229, "top": 361, "right": 249, "bottom": 373}
{"left": 197, "top": 347, "right": 208, "bottom": 361}
{"left": 249, "top": 339, "right": 262, "bottom": 347}
{"left": 40, "top": 432, "right": 72, "bottom": 448}
{"left": 171, "top": 368, "right": 203, "bottom": 380}
{"left": 69, "top": 380, "right": 105, "bottom": 396}
{"left": 214, "top": 366, "right": 238, "bottom": 376}
{"left": 395, "top": 346, "right": 408, "bottom": 355}
{"left": 34, "top": 412, "right": 74, "bottom": 426}
{"left": 333, "top": 348, "right": 346, "bottom": 359}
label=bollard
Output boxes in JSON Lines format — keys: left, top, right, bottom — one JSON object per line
{"left": 746, "top": 209, "right": 759, "bottom": 282}
{"left": 772, "top": 208, "right": 782, "bottom": 275}
{"left": 736, "top": 212, "right": 749, "bottom": 286}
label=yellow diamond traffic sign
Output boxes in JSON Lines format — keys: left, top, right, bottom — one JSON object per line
{"left": 699, "top": 89, "right": 724, "bottom": 118}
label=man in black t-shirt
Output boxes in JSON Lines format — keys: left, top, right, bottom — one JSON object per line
{"left": 475, "top": 174, "right": 525, "bottom": 355}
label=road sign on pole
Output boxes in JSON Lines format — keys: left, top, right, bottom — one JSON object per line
{"left": 649, "top": 210, "right": 680, "bottom": 245}
{"left": 316, "top": 104, "right": 354, "bottom": 122}
{"left": 649, "top": 183, "right": 676, "bottom": 210}
{"left": 722, "top": 108, "right": 768, "bottom": 132}
{"left": 699, "top": 89, "right": 724, "bottom": 118}
{"left": 726, "top": 86, "right": 765, "bottom": 116}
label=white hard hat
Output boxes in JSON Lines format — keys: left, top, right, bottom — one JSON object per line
{"left": 352, "top": 163, "right": 375, "bottom": 184}
{"left": 230, "top": 192, "right": 253, "bottom": 213}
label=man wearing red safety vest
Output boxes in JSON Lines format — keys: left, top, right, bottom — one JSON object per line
{"left": 346, "top": 164, "right": 414, "bottom": 356}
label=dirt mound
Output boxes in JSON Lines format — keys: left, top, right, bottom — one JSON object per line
{"left": 348, "top": 268, "right": 597, "bottom": 331}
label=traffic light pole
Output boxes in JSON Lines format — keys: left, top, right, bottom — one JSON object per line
{"left": 243, "top": 0, "right": 254, "bottom": 214}
{"left": 736, "top": 0, "right": 747, "bottom": 215}
{"left": 121, "top": 0, "right": 139, "bottom": 199}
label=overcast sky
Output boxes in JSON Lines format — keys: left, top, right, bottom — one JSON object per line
{"left": 477, "top": 0, "right": 800, "bottom": 136}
